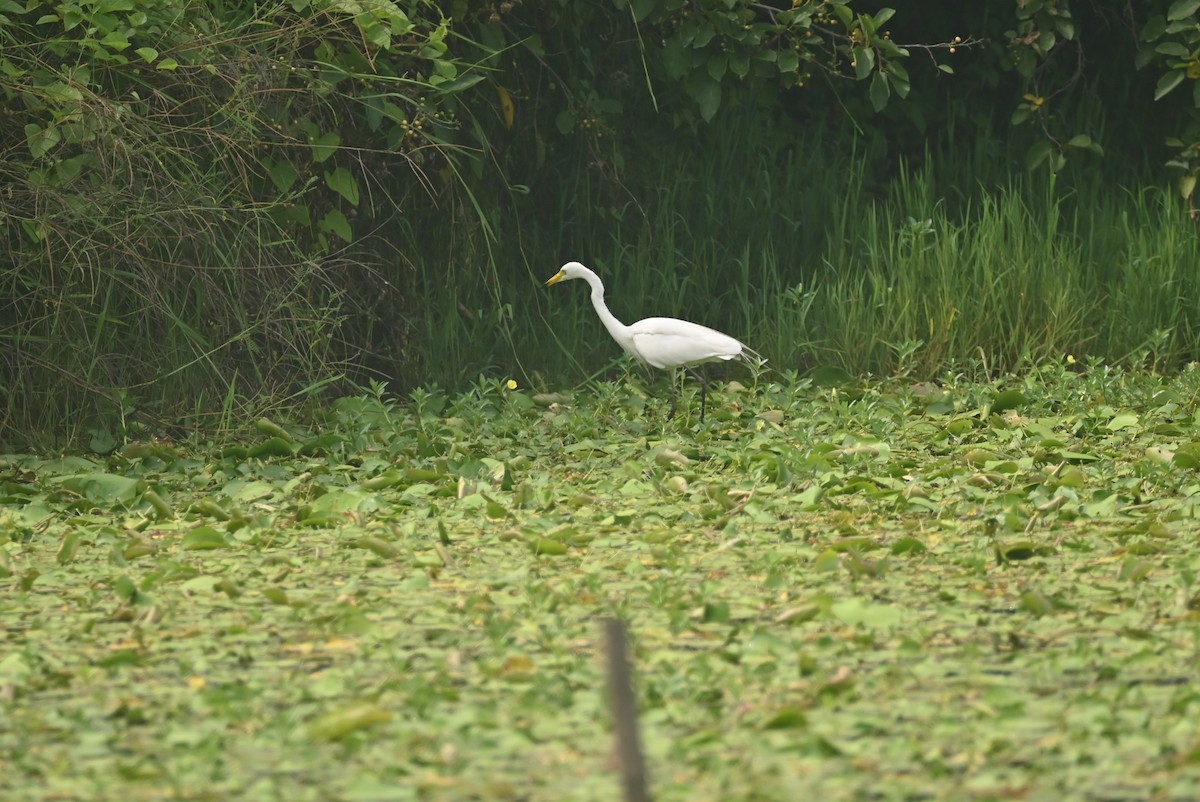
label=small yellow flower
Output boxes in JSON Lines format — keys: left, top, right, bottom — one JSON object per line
{"left": 505, "top": 379, "right": 518, "bottom": 390}
{"left": 1066, "top": 354, "right": 1076, "bottom": 365}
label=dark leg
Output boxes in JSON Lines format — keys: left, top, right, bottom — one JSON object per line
{"left": 686, "top": 366, "right": 708, "bottom": 423}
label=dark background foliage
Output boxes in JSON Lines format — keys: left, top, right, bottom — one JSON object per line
{"left": 2, "top": 0, "right": 1199, "bottom": 446}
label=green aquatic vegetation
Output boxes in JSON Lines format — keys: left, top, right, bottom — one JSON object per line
{"left": 5, "top": 366, "right": 1200, "bottom": 800}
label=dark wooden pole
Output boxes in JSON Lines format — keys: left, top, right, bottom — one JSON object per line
{"left": 603, "top": 617, "right": 651, "bottom": 802}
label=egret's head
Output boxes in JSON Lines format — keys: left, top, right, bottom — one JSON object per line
{"left": 545, "top": 261, "right": 587, "bottom": 286}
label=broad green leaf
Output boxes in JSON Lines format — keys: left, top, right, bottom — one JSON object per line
{"left": 307, "top": 704, "right": 392, "bottom": 740}
{"left": 777, "top": 49, "right": 799, "bottom": 74}
{"left": 1168, "top": 0, "right": 1200, "bottom": 21}
{"left": 763, "top": 706, "right": 807, "bottom": 729}
{"left": 181, "top": 526, "right": 228, "bottom": 550}
{"left": 868, "top": 72, "right": 890, "bottom": 111}
{"left": 57, "top": 472, "right": 142, "bottom": 504}
{"left": 852, "top": 46, "right": 874, "bottom": 80}
{"left": 324, "top": 167, "right": 360, "bottom": 206}
{"left": 100, "top": 31, "right": 131, "bottom": 51}
{"left": 268, "top": 160, "right": 299, "bottom": 193}
{"left": 42, "top": 82, "right": 83, "bottom": 103}
{"left": 693, "top": 78, "right": 721, "bottom": 122}
{"left": 320, "top": 208, "right": 353, "bottom": 242}
{"left": 24, "top": 123, "right": 60, "bottom": 158}
{"left": 1025, "top": 138, "right": 1054, "bottom": 170}
{"left": 351, "top": 537, "right": 401, "bottom": 559}
{"left": 249, "top": 437, "right": 297, "bottom": 458}
{"left": 530, "top": 538, "right": 567, "bottom": 555}
{"left": 308, "top": 131, "right": 341, "bottom": 163}
{"left": 830, "top": 598, "right": 902, "bottom": 627}
{"left": 1155, "top": 69, "right": 1186, "bottom": 100}
{"left": 1104, "top": 412, "right": 1139, "bottom": 431}
{"left": 991, "top": 389, "right": 1026, "bottom": 412}
{"left": 1155, "top": 41, "right": 1191, "bottom": 57}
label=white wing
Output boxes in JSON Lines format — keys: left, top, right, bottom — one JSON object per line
{"left": 628, "top": 317, "right": 747, "bottom": 369}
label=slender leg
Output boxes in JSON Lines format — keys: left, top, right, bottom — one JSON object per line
{"left": 686, "top": 366, "right": 708, "bottom": 423}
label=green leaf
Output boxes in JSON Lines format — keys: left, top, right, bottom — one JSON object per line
{"left": 324, "top": 167, "right": 360, "bottom": 206}
{"left": 1168, "top": 0, "right": 1200, "bottom": 21}
{"left": 134, "top": 47, "right": 158, "bottom": 62}
{"left": 42, "top": 82, "right": 83, "bottom": 103}
{"left": 114, "top": 574, "right": 138, "bottom": 602}
{"left": 263, "top": 588, "right": 290, "bottom": 605}
{"left": 307, "top": 704, "right": 392, "bottom": 741}
{"left": 530, "top": 538, "right": 568, "bottom": 556}
{"left": 991, "top": 389, "right": 1027, "bottom": 412}
{"left": 351, "top": 537, "right": 401, "bottom": 559}
{"left": 702, "top": 600, "right": 730, "bottom": 622}
{"left": 693, "top": 78, "right": 721, "bottom": 122}
{"left": 100, "top": 31, "right": 130, "bottom": 51}
{"left": 1155, "top": 69, "right": 1186, "bottom": 100}
{"left": 1104, "top": 412, "right": 1139, "bottom": 431}
{"left": 358, "top": 18, "right": 390, "bottom": 49}
{"left": 1025, "top": 138, "right": 1054, "bottom": 170}
{"left": 436, "top": 73, "right": 485, "bottom": 94}
{"left": 308, "top": 131, "right": 341, "bottom": 163}
{"left": 268, "top": 160, "right": 299, "bottom": 193}
{"left": 868, "top": 72, "right": 890, "bottom": 111}
{"left": 1180, "top": 173, "right": 1197, "bottom": 200}
{"left": 763, "top": 706, "right": 807, "bottom": 729}
{"left": 24, "top": 123, "right": 60, "bottom": 158}
{"left": 830, "top": 598, "right": 902, "bottom": 627}
{"left": 1118, "top": 556, "right": 1153, "bottom": 582}
{"left": 1173, "top": 442, "right": 1200, "bottom": 469}
{"left": 1156, "top": 42, "right": 1191, "bottom": 57}
{"left": 852, "top": 46, "right": 874, "bottom": 80}
{"left": 181, "top": 526, "right": 229, "bottom": 550}
{"left": 57, "top": 472, "right": 142, "bottom": 504}
{"left": 663, "top": 36, "right": 687, "bottom": 79}
{"left": 707, "top": 53, "right": 727, "bottom": 81}
{"left": 1019, "top": 590, "right": 1058, "bottom": 616}
{"left": 630, "top": 0, "right": 656, "bottom": 22}
{"left": 249, "top": 437, "right": 297, "bottom": 458}
{"left": 142, "top": 488, "right": 174, "bottom": 520}
{"left": 57, "top": 531, "right": 83, "bottom": 564}
{"left": 320, "top": 208, "right": 352, "bottom": 242}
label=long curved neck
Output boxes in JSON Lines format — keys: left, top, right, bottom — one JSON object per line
{"left": 582, "top": 269, "right": 630, "bottom": 344}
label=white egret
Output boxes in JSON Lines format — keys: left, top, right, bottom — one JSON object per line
{"left": 545, "top": 261, "right": 757, "bottom": 422}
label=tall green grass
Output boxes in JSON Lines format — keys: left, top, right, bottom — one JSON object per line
{"left": 412, "top": 118, "right": 1200, "bottom": 390}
